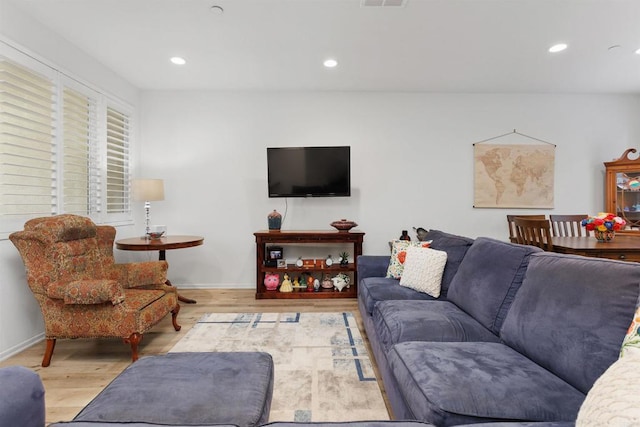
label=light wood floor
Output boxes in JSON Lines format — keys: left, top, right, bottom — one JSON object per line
{"left": 0, "top": 289, "right": 388, "bottom": 426}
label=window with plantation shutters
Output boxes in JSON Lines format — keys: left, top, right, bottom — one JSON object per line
{"left": 0, "top": 43, "right": 134, "bottom": 238}
{"left": 62, "top": 86, "right": 99, "bottom": 216}
{"left": 0, "top": 57, "right": 57, "bottom": 229}
{"left": 106, "top": 106, "right": 130, "bottom": 214}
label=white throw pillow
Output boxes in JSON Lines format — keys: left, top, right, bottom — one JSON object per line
{"left": 386, "top": 239, "right": 432, "bottom": 279}
{"left": 399, "top": 246, "right": 447, "bottom": 298}
{"left": 576, "top": 354, "right": 640, "bottom": 426}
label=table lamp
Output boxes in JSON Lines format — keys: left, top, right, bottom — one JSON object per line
{"left": 132, "top": 178, "right": 165, "bottom": 238}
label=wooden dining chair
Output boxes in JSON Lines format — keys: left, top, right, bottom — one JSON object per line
{"left": 550, "top": 214, "right": 590, "bottom": 237}
{"left": 513, "top": 217, "right": 554, "bottom": 251}
{"left": 506, "top": 214, "right": 546, "bottom": 243}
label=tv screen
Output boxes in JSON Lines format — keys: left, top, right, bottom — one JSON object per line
{"left": 267, "top": 146, "right": 351, "bottom": 197}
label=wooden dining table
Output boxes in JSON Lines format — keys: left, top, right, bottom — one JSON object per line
{"left": 550, "top": 234, "right": 640, "bottom": 262}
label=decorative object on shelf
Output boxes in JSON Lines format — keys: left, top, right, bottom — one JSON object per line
{"left": 132, "top": 178, "right": 165, "bottom": 238}
{"left": 265, "top": 246, "right": 283, "bottom": 267}
{"left": 268, "top": 209, "right": 282, "bottom": 231}
{"left": 296, "top": 257, "right": 303, "bottom": 267}
{"left": 399, "top": 230, "right": 411, "bottom": 241}
{"left": 325, "top": 255, "right": 333, "bottom": 267}
{"left": 279, "top": 274, "right": 293, "bottom": 292}
{"left": 331, "top": 273, "right": 350, "bottom": 292}
{"left": 339, "top": 251, "right": 349, "bottom": 267}
{"left": 263, "top": 273, "right": 280, "bottom": 291}
{"left": 302, "top": 259, "right": 315, "bottom": 268}
{"left": 313, "top": 279, "right": 320, "bottom": 292}
{"left": 330, "top": 219, "right": 358, "bottom": 232}
{"left": 277, "top": 259, "right": 287, "bottom": 268}
{"left": 321, "top": 275, "right": 333, "bottom": 289}
{"left": 581, "top": 213, "right": 626, "bottom": 243}
{"left": 306, "top": 274, "right": 315, "bottom": 292}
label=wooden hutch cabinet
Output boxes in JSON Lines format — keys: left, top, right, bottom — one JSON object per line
{"left": 605, "top": 148, "right": 640, "bottom": 231}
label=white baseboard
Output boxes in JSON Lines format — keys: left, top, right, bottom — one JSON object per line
{"left": 0, "top": 332, "right": 44, "bottom": 362}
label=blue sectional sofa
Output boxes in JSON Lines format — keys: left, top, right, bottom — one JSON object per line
{"left": 358, "top": 230, "right": 640, "bottom": 426}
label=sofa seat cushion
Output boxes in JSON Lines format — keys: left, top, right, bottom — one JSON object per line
{"left": 387, "top": 341, "right": 584, "bottom": 426}
{"left": 359, "top": 277, "right": 437, "bottom": 316}
{"left": 73, "top": 352, "right": 274, "bottom": 427}
{"left": 446, "top": 237, "right": 541, "bottom": 334}
{"left": 373, "top": 300, "right": 500, "bottom": 354}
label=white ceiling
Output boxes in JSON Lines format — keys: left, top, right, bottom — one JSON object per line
{"left": 8, "top": 0, "right": 640, "bottom": 93}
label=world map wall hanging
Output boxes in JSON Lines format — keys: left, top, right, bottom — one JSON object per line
{"left": 473, "top": 131, "right": 556, "bottom": 209}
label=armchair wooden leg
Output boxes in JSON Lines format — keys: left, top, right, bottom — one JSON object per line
{"left": 124, "top": 333, "right": 143, "bottom": 362}
{"left": 172, "top": 304, "right": 181, "bottom": 331}
{"left": 42, "top": 338, "right": 56, "bottom": 367}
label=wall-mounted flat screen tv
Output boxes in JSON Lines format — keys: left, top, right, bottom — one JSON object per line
{"left": 267, "top": 146, "right": 351, "bottom": 197}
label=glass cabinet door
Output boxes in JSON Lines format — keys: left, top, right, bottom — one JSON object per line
{"left": 605, "top": 149, "right": 640, "bottom": 231}
{"left": 614, "top": 171, "right": 640, "bottom": 228}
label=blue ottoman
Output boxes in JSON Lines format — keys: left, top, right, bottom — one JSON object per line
{"left": 68, "top": 352, "right": 274, "bottom": 427}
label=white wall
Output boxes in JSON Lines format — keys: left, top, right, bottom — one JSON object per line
{"left": 0, "top": 0, "right": 140, "bottom": 360}
{"left": 136, "top": 91, "right": 640, "bottom": 289}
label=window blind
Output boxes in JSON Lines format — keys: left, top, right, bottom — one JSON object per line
{"left": 106, "top": 106, "right": 130, "bottom": 214}
{"left": 62, "top": 86, "right": 99, "bottom": 216}
{"left": 0, "top": 58, "right": 57, "bottom": 218}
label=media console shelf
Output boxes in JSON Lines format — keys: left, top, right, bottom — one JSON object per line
{"left": 254, "top": 230, "right": 365, "bottom": 299}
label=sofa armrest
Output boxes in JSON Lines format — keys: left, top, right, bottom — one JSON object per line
{"left": 47, "top": 279, "right": 125, "bottom": 305}
{"left": 357, "top": 255, "right": 390, "bottom": 280}
{"left": 0, "top": 366, "right": 45, "bottom": 427}
{"left": 115, "top": 261, "right": 168, "bottom": 289}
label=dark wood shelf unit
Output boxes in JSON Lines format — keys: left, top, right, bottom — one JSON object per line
{"left": 254, "top": 230, "right": 364, "bottom": 299}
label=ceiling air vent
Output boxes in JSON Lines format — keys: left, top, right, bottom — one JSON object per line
{"left": 361, "top": 0, "right": 407, "bottom": 7}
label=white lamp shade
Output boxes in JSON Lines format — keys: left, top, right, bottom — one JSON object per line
{"left": 132, "top": 179, "right": 165, "bottom": 201}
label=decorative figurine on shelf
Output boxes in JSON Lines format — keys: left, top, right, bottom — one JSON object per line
{"left": 339, "top": 252, "right": 349, "bottom": 267}
{"left": 313, "top": 279, "right": 320, "bottom": 292}
{"left": 322, "top": 274, "right": 334, "bottom": 289}
{"left": 263, "top": 273, "right": 280, "bottom": 291}
{"left": 268, "top": 209, "right": 282, "bottom": 231}
{"left": 306, "top": 274, "right": 315, "bottom": 292}
{"left": 279, "top": 273, "right": 293, "bottom": 292}
{"left": 293, "top": 276, "right": 301, "bottom": 287}
{"left": 331, "top": 273, "right": 350, "bottom": 292}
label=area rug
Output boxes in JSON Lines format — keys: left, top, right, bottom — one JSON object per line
{"left": 169, "top": 312, "right": 390, "bottom": 422}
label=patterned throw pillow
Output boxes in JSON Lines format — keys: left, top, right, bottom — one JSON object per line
{"left": 620, "top": 305, "right": 640, "bottom": 358}
{"left": 576, "top": 353, "right": 640, "bottom": 425}
{"left": 386, "top": 239, "right": 432, "bottom": 279}
{"left": 398, "top": 246, "right": 447, "bottom": 298}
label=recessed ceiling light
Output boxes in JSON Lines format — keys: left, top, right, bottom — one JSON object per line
{"left": 548, "top": 43, "right": 568, "bottom": 53}
{"left": 635, "top": 48, "right": 640, "bottom": 55}
{"left": 170, "top": 57, "right": 186, "bottom": 65}
{"left": 323, "top": 59, "right": 338, "bottom": 68}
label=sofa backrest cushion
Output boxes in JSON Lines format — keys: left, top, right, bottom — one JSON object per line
{"left": 423, "top": 230, "right": 474, "bottom": 297}
{"left": 500, "top": 252, "right": 640, "bottom": 394}
{"left": 446, "top": 237, "right": 541, "bottom": 334}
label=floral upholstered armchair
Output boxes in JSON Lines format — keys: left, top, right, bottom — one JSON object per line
{"left": 9, "top": 214, "right": 181, "bottom": 367}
